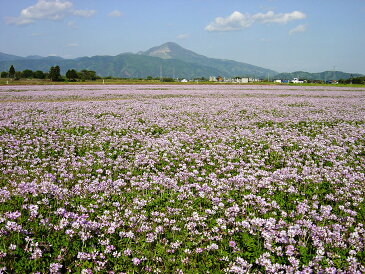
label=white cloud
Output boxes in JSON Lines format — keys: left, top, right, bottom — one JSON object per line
{"left": 253, "top": 10, "right": 306, "bottom": 24}
{"left": 205, "top": 11, "right": 253, "bottom": 32}
{"left": 177, "top": 33, "right": 189, "bottom": 40}
{"left": 205, "top": 10, "right": 306, "bottom": 32}
{"left": 6, "top": 17, "right": 34, "bottom": 25}
{"left": 66, "top": 42, "right": 78, "bottom": 47}
{"left": 289, "top": 24, "right": 307, "bottom": 35}
{"left": 5, "top": 0, "right": 95, "bottom": 26}
{"left": 108, "top": 10, "right": 122, "bottom": 17}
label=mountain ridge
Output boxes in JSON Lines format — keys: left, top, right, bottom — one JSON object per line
{"left": 0, "top": 42, "right": 277, "bottom": 78}
{"left": 140, "top": 42, "right": 277, "bottom": 78}
{"left": 274, "top": 71, "right": 363, "bottom": 81}
{"left": 0, "top": 43, "right": 362, "bottom": 80}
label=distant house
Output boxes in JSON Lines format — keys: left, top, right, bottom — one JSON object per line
{"left": 234, "top": 77, "right": 249, "bottom": 83}
{"left": 274, "top": 79, "right": 282, "bottom": 83}
{"left": 291, "top": 78, "right": 304, "bottom": 84}
{"left": 209, "top": 76, "right": 260, "bottom": 83}
{"left": 181, "top": 79, "right": 188, "bottom": 83}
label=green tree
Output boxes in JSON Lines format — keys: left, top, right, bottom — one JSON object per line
{"left": 161, "top": 77, "right": 175, "bottom": 82}
{"left": 14, "top": 71, "right": 22, "bottom": 80}
{"left": 78, "top": 70, "right": 97, "bottom": 81}
{"left": 1, "top": 71, "right": 8, "bottom": 78}
{"left": 66, "top": 69, "right": 78, "bottom": 81}
{"left": 9, "top": 65, "right": 15, "bottom": 78}
{"left": 33, "top": 70, "right": 45, "bottom": 79}
{"left": 21, "top": 69, "right": 34, "bottom": 78}
{"left": 49, "top": 66, "right": 61, "bottom": 81}
{"left": 352, "top": 76, "right": 365, "bottom": 84}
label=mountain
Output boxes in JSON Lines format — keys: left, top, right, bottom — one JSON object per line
{"left": 0, "top": 53, "right": 225, "bottom": 79}
{"left": 0, "top": 52, "right": 24, "bottom": 62}
{"left": 274, "top": 71, "right": 363, "bottom": 81}
{"left": 0, "top": 44, "right": 362, "bottom": 80}
{"left": 25, "top": 55, "right": 44, "bottom": 60}
{"left": 0, "top": 53, "right": 63, "bottom": 62}
{"left": 140, "top": 42, "right": 277, "bottom": 78}
{"left": 0, "top": 43, "right": 277, "bottom": 78}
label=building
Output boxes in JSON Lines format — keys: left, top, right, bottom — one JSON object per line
{"left": 326, "top": 80, "right": 338, "bottom": 84}
{"left": 291, "top": 78, "right": 304, "bottom": 84}
{"left": 209, "top": 76, "right": 260, "bottom": 83}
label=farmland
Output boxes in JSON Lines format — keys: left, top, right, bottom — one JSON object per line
{"left": 0, "top": 84, "right": 364, "bottom": 273}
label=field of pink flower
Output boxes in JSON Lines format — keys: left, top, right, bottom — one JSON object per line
{"left": 0, "top": 84, "right": 364, "bottom": 273}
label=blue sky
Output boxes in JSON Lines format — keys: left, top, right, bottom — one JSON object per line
{"left": 0, "top": 0, "right": 364, "bottom": 73}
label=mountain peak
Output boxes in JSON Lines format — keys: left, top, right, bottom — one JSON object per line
{"left": 160, "top": 42, "right": 181, "bottom": 48}
{"left": 141, "top": 42, "right": 179, "bottom": 59}
{"left": 141, "top": 42, "right": 201, "bottom": 60}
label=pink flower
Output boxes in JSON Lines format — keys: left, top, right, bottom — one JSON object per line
{"left": 229, "top": 241, "right": 237, "bottom": 248}
{"left": 132, "top": 257, "right": 141, "bottom": 265}
{"left": 124, "top": 249, "right": 132, "bottom": 256}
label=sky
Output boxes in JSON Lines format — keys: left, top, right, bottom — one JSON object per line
{"left": 0, "top": 0, "right": 364, "bottom": 74}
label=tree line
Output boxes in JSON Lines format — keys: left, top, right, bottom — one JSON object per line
{"left": 1, "top": 65, "right": 100, "bottom": 82}
{"left": 338, "top": 76, "right": 365, "bottom": 85}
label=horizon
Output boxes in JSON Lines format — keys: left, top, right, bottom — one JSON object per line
{"left": 0, "top": 0, "right": 364, "bottom": 74}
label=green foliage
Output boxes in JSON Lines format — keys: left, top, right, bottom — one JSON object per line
{"left": 339, "top": 76, "right": 365, "bottom": 85}
{"left": 21, "top": 69, "right": 34, "bottom": 78}
{"left": 49, "top": 66, "right": 61, "bottom": 81}
{"left": 235, "top": 232, "right": 264, "bottom": 263}
{"left": 161, "top": 77, "right": 175, "bottom": 82}
{"left": 14, "top": 71, "right": 22, "bottom": 80}
{"left": 298, "top": 245, "right": 316, "bottom": 265}
{"left": 65, "top": 69, "right": 78, "bottom": 81}
{"left": 33, "top": 70, "right": 45, "bottom": 79}
{"left": 78, "top": 70, "right": 97, "bottom": 81}
{"left": 9, "top": 65, "right": 15, "bottom": 78}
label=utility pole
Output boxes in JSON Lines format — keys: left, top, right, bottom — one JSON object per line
{"left": 333, "top": 66, "right": 336, "bottom": 81}
{"left": 160, "top": 65, "right": 162, "bottom": 81}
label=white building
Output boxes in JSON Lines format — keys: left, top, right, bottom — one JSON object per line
{"left": 291, "top": 78, "right": 304, "bottom": 84}
{"left": 209, "top": 76, "right": 260, "bottom": 83}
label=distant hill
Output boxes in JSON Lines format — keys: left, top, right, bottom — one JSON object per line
{"left": 0, "top": 52, "right": 24, "bottom": 62}
{"left": 0, "top": 53, "right": 224, "bottom": 79}
{"left": 0, "top": 53, "right": 64, "bottom": 62}
{"left": 0, "top": 43, "right": 362, "bottom": 80}
{"left": 140, "top": 42, "right": 277, "bottom": 78}
{"left": 274, "top": 71, "right": 362, "bottom": 81}
{"left": 0, "top": 43, "right": 276, "bottom": 79}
